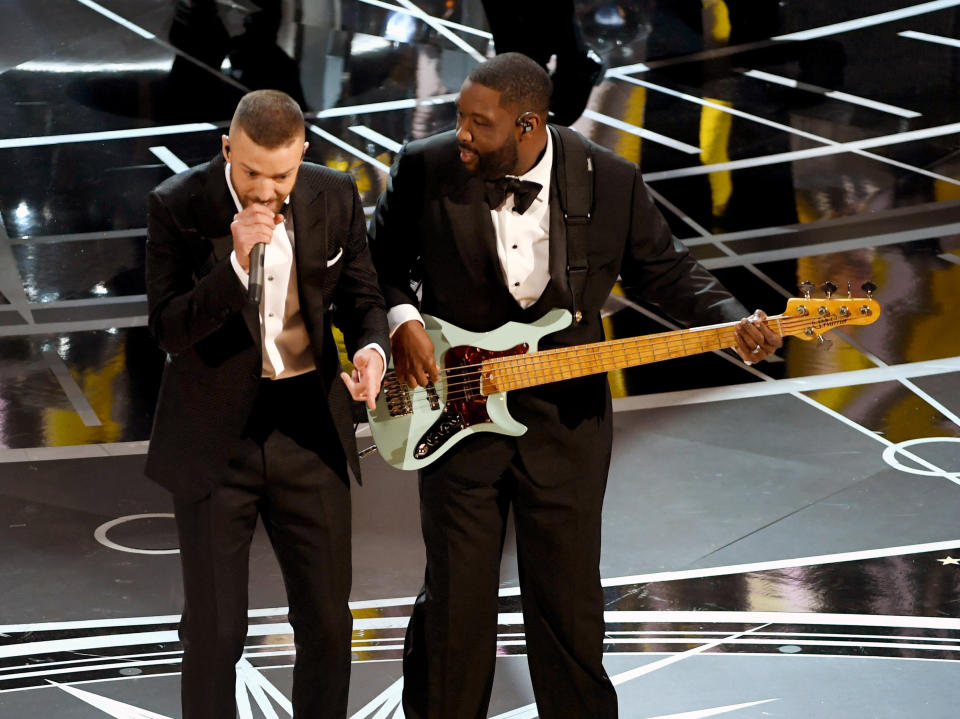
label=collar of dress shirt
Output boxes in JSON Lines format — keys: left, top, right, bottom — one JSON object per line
{"left": 224, "top": 162, "right": 291, "bottom": 214}
{"left": 503, "top": 128, "right": 553, "bottom": 208}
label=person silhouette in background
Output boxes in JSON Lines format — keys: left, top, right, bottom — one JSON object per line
{"left": 481, "top": 0, "right": 605, "bottom": 124}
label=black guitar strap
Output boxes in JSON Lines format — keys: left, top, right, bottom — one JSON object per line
{"left": 551, "top": 125, "right": 594, "bottom": 324}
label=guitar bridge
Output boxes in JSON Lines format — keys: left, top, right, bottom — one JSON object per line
{"left": 383, "top": 373, "right": 412, "bottom": 417}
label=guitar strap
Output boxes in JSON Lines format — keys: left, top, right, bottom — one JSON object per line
{"left": 551, "top": 125, "right": 594, "bottom": 324}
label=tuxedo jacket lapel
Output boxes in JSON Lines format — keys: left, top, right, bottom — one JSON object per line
{"left": 192, "top": 155, "right": 260, "bottom": 345}
{"left": 443, "top": 165, "right": 504, "bottom": 289}
{"left": 291, "top": 168, "right": 328, "bottom": 268}
{"left": 194, "top": 154, "right": 236, "bottom": 261}
{"left": 290, "top": 172, "right": 329, "bottom": 356}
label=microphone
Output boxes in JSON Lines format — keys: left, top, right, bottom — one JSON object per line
{"left": 248, "top": 242, "right": 265, "bottom": 305}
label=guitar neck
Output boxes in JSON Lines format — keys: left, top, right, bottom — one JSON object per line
{"left": 481, "top": 316, "right": 785, "bottom": 394}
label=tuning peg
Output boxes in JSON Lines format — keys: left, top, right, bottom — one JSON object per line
{"left": 817, "top": 335, "right": 834, "bottom": 350}
{"left": 799, "top": 281, "right": 815, "bottom": 299}
{"left": 861, "top": 281, "right": 877, "bottom": 299}
{"left": 821, "top": 281, "right": 838, "bottom": 298}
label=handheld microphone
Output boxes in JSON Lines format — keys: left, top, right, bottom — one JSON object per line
{"left": 248, "top": 242, "right": 265, "bottom": 305}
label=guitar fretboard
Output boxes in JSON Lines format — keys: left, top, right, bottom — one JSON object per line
{"left": 480, "top": 316, "right": 784, "bottom": 394}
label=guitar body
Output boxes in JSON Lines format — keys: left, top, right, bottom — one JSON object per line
{"left": 367, "top": 308, "right": 572, "bottom": 470}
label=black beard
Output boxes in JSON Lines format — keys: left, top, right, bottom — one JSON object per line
{"left": 475, "top": 135, "right": 519, "bottom": 180}
{"left": 241, "top": 196, "right": 284, "bottom": 213}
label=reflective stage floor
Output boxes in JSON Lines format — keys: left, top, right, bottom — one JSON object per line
{"left": 2, "top": 1, "right": 960, "bottom": 717}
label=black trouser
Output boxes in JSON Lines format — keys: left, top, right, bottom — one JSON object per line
{"left": 174, "top": 373, "right": 352, "bottom": 719}
{"left": 402, "top": 386, "right": 619, "bottom": 719}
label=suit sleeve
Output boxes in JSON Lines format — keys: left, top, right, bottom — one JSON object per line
{"left": 367, "top": 143, "right": 424, "bottom": 310}
{"left": 331, "top": 175, "right": 390, "bottom": 361}
{"left": 145, "top": 189, "right": 248, "bottom": 355}
{"left": 618, "top": 167, "right": 748, "bottom": 326}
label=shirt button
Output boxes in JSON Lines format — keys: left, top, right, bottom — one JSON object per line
{"left": 512, "top": 245, "right": 518, "bottom": 250}
{"left": 513, "top": 282, "right": 520, "bottom": 287}
{"left": 268, "top": 312, "right": 274, "bottom": 318}
{"left": 267, "top": 276, "right": 274, "bottom": 281}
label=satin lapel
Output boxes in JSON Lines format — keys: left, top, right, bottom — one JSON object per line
{"left": 442, "top": 166, "right": 503, "bottom": 288}
{"left": 196, "top": 154, "right": 237, "bottom": 262}
{"left": 195, "top": 155, "right": 259, "bottom": 343}
{"left": 547, "top": 127, "right": 571, "bottom": 303}
{"left": 291, "top": 173, "right": 327, "bottom": 281}
{"left": 290, "top": 171, "right": 327, "bottom": 343}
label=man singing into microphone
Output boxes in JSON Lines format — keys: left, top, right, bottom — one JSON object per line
{"left": 145, "top": 89, "right": 389, "bottom": 719}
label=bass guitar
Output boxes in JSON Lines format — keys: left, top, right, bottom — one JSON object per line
{"left": 367, "top": 286, "right": 881, "bottom": 470}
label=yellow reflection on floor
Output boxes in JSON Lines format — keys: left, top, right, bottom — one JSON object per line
{"left": 44, "top": 347, "right": 124, "bottom": 445}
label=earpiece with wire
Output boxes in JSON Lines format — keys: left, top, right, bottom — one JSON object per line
{"left": 516, "top": 112, "right": 535, "bottom": 135}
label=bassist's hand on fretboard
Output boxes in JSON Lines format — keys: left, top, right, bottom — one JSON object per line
{"left": 733, "top": 310, "right": 783, "bottom": 363}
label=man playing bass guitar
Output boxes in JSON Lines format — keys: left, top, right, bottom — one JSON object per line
{"left": 369, "top": 52, "right": 780, "bottom": 719}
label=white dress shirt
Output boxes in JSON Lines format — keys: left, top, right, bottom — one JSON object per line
{"left": 226, "top": 163, "right": 385, "bottom": 377}
{"left": 387, "top": 131, "right": 554, "bottom": 334}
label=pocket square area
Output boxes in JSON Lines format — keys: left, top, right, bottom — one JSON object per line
{"left": 326, "top": 247, "right": 343, "bottom": 266}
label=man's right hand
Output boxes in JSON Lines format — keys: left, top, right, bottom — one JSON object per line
{"left": 392, "top": 320, "right": 439, "bottom": 388}
{"left": 231, "top": 204, "right": 283, "bottom": 271}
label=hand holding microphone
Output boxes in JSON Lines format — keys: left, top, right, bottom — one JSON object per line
{"left": 231, "top": 203, "right": 284, "bottom": 304}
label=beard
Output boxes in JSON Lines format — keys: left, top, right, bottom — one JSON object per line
{"left": 239, "top": 194, "right": 285, "bottom": 214}
{"left": 461, "top": 134, "right": 519, "bottom": 180}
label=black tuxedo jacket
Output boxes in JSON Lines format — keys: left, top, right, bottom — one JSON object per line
{"left": 370, "top": 128, "right": 749, "bottom": 453}
{"left": 145, "top": 155, "right": 389, "bottom": 502}
{"left": 371, "top": 127, "right": 747, "bottom": 335}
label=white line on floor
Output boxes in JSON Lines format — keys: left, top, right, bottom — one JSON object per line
{"left": 348, "top": 126, "right": 404, "bottom": 153}
{"left": 612, "top": 356, "right": 960, "bottom": 411}
{"left": 605, "top": 72, "right": 960, "bottom": 186}
{"left": 357, "top": 0, "right": 492, "bottom": 38}
{"left": 900, "top": 29, "right": 960, "bottom": 49}
{"left": 307, "top": 124, "right": 391, "bottom": 173}
{"left": 697, "top": 221, "right": 960, "bottom": 268}
{"left": 0, "top": 124, "right": 217, "bottom": 150}
{"left": 149, "top": 146, "right": 190, "bottom": 174}
{"left": 4, "top": 540, "right": 959, "bottom": 636}
{"left": 73, "top": 0, "right": 155, "bottom": 39}
{"left": 582, "top": 110, "right": 702, "bottom": 154}
{"left": 394, "top": 0, "right": 484, "bottom": 62}
{"left": 740, "top": 69, "right": 920, "bottom": 118}
{"left": 773, "top": 0, "right": 960, "bottom": 41}
{"left": 313, "top": 94, "right": 458, "bottom": 119}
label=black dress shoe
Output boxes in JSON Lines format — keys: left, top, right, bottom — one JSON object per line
{"left": 549, "top": 48, "right": 605, "bottom": 126}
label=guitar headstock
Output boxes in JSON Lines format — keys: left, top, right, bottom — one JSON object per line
{"left": 781, "top": 280, "right": 882, "bottom": 341}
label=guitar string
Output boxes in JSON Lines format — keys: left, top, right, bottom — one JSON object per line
{"left": 383, "top": 312, "right": 863, "bottom": 407}
{"left": 382, "top": 312, "right": 859, "bottom": 407}
{"left": 394, "top": 321, "right": 757, "bottom": 387}
{"left": 390, "top": 334, "right": 729, "bottom": 407}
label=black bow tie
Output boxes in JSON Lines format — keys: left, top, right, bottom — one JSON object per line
{"left": 484, "top": 177, "right": 543, "bottom": 214}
